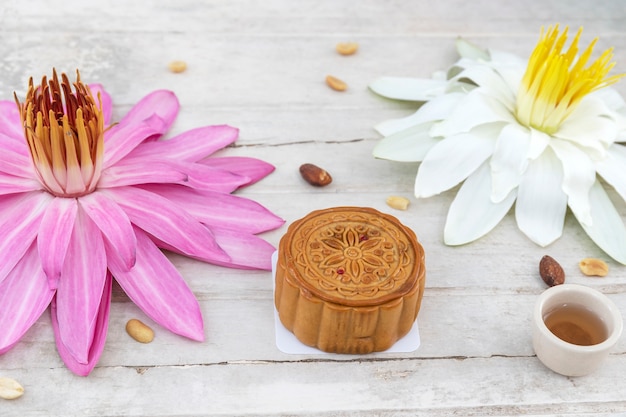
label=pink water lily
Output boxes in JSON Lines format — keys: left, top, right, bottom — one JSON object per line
{"left": 0, "top": 70, "right": 284, "bottom": 375}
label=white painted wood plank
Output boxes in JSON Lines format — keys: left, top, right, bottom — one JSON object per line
{"left": 2, "top": 0, "right": 624, "bottom": 36}
{"left": 3, "top": 33, "right": 626, "bottom": 109}
{"left": 3, "top": 356, "right": 626, "bottom": 416}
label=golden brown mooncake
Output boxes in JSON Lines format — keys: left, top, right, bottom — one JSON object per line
{"left": 274, "top": 206, "right": 425, "bottom": 354}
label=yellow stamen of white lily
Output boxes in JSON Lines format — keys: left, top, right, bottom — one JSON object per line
{"left": 516, "top": 25, "right": 624, "bottom": 135}
{"left": 15, "top": 70, "right": 105, "bottom": 197}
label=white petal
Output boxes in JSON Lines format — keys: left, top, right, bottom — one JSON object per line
{"left": 452, "top": 64, "right": 516, "bottom": 110}
{"left": 528, "top": 128, "right": 550, "bottom": 159}
{"left": 430, "top": 88, "right": 516, "bottom": 138}
{"left": 515, "top": 148, "right": 567, "bottom": 246}
{"left": 490, "top": 123, "right": 531, "bottom": 202}
{"left": 449, "top": 51, "right": 525, "bottom": 93}
{"left": 415, "top": 130, "right": 495, "bottom": 198}
{"left": 577, "top": 181, "right": 626, "bottom": 264}
{"left": 455, "top": 37, "right": 489, "bottom": 61}
{"left": 375, "top": 92, "right": 464, "bottom": 136}
{"left": 369, "top": 77, "right": 447, "bottom": 101}
{"left": 588, "top": 87, "right": 626, "bottom": 113}
{"left": 596, "top": 144, "right": 626, "bottom": 202}
{"left": 447, "top": 58, "right": 482, "bottom": 77}
{"left": 555, "top": 98, "right": 619, "bottom": 155}
{"left": 445, "top": 80, "right": 478, "bottom": 95}
{"left": 373, "top": 124, "right": 440, "bottom": 162}
{"left": 550, "top": 139, "right": 596, "bottom": 226}
{"left": 571, "top": 95, "right": 616, "bottom": 118}
{"left": 483, "top": 50, "right": 526, "bottom": 91}
{"left": 444, "top": 161, "right": 517, "bottom": 245}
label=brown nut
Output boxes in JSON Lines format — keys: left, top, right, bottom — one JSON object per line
{"left": 579, "top": 258, "right": 609, "bottom": 277}
{"left": 299, "top": 163, "right": 332, "bottom": 187}
{"left": 336, "top": 42, "right": 359, "bottom": 56}
{"left": 325, "top": 75, "right": 347, "bottom": 91}
{"left": 0, "top": 377, "right": 24, "bottom": 400}
{"left": 539, "top": 255, "right": 565, "bottom": 287}
{"left": 126, "top": 319, "right": 155, "bottom": 343}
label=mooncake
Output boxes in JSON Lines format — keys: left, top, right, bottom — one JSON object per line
{"left": 274, "top": 206, "right": 425, "bottom": 354}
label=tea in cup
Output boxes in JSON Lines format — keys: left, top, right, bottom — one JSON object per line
{"left": 532, "top": 284, "right": 623, "bottom": 377}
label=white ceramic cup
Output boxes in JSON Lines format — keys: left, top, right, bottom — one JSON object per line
{"left": 532, "top": 284, "right": 623, "bottom": 377}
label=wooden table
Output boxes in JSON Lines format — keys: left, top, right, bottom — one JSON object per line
{"left": 2, "top": 0, "right": 626, "bottom": 415}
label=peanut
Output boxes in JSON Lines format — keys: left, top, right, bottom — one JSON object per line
{"left": 325, "top": 75, "right": 347, "bottom": 92}
{"left": 386, "top": 196, "right": 410, "bottom": 211}
{"left": 0, "top": 377, "right": 24, "bottom": 400}
{"left": 579, "top": 258, "right": 609, "bottom": 277}
{"left": 539, "top": 255, "right": 565, "bottom": 287}
{"left": 299, "top": 163, "right": 332, "bottom": 187}
{"left": 126, "top": 319, "right": 155, "bottom": 343}
{"left": 336, "top": 42, "right": 359, "bottom": 56}
{"left": 168, "top": 60, "right": 187, "bottom": 73}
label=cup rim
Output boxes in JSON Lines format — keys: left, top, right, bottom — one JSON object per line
{"left": 534, "top": 283, "right": 623, "bottom": 352}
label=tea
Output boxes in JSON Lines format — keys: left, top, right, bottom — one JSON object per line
{"left": 543, "top": 303, "right": 608, "bottom": 346}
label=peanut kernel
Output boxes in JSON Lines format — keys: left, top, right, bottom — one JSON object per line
{"left": 325, "top": 75, "right": 347, "bottom": 91}
{"left": 0, "top": 377, "right": 24, "bottom": 400}
{"left": 336, "top": 42, "right": 359, "bottom": 56}
{"left": 386, "top": 196, "right": 410, "bottom": 211}
{"left": 126, "top": 319, "right": 155, "bottom": 343}
{"left": 579, "top": 258, "right": 609, "bottom": 277}
{"left": 168, "top": 60, "right": 187, "bottom": 73}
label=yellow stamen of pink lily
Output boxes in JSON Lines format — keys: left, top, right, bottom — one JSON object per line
{"left": 516, "top": 25, "right": 624, "bottom": 134}
{"left": 15, "top": 70, "right": 105, "bottom": 197}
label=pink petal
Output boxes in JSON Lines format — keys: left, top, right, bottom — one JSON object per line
{"left": 159, "top": 226, "right": 276, "bottom": 270}
{"left": 0, "top": 192, "right": 25, "bottom": 212}
{"left": 109, "top": 228, "right": 204, "bottom": 341}
{"left": 79, "top": 192, "right": 137, "bottom": 271}
{"left": 0, "top": 147, "right": 37, "bottom": 178}
{"left": 129, "top": 125, "right": 239, "bottom": 161}
{"left": 98, "top": 158, "right": 188, "bottom": 188}
{"left": 0, "top": 133, "right": 28, "bottom": 158}
{"left": 103, "top": 155, "right": 248, "bottom": 193}
{"left": 0, "top": 100, "right": 25, "bottom": 141}
{"left": 0, "top": 172, "right": 41, "bottom": 195}
{"left": 55, "top": 207, "right": 108, "bottom": 365}
{"left": 0, "top": 243, "right": 55, "bottom": 354}
{"left": 0, "top": 191, "right": 52, "bottom": 285}
{"left": 37, "top": 197, "right": 78, "bottom": 289}
{"left": 102, "top": 186, "right": 230, "bottom": 264}
{"left": 168, "top": 160, "right": 251, "bottom": 192}
{"left": 200, "top": 156, "right": 276, "bottom": 186}
{"left": 103, "top": 117, "right": 168, "bottom": 169}
{"left": 210, "top": 227, "right": 277, "bottom": 270}
{"left": 51, "top": 273, "right": 112, "bottom": 376}
{"left": 117, "top": 90, "right": 179, "bottom": 133}
{"left": 140, "top": 184, "right": 284, "bottom": 233}
{"left": 87, "top": 84, "right": 112, "bottom": 125}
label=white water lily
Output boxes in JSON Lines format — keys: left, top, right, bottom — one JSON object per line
{"left": 370, "top": 25, "right": 626, "bottom": 263}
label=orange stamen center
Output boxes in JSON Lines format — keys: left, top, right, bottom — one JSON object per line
{"left": 15, "top": 70, "right": 104, "bottom": 197}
